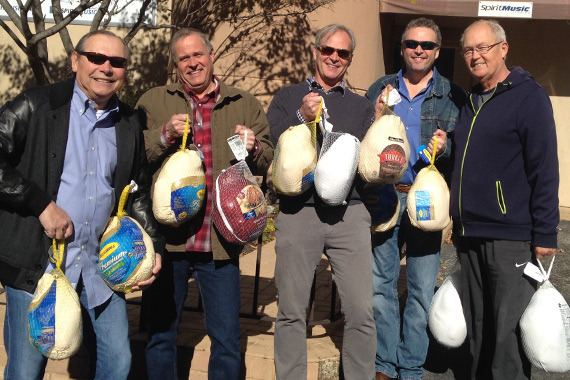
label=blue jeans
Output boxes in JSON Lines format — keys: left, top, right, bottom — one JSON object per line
{"left": 3, "top": 281, "right": 131, "bottom": 380}
{"left": 145, "top": 251, "right": 241, "bottom": 380}
{"left": 372, "top": 191, "right": 441, "bottom": 380}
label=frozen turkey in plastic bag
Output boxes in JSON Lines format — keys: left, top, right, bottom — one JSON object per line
{"left": 520, "top": 257, "right": 570, "bottom": 373}
{"left": 29, "top": 241, "right": 82, "bottom": 360}
{"left": 315, "top": 132, "right": 360, "bottom": 206}
{"left": 428, "top": 271, "right": 466, "bottom": 348}
{"left": 212, "top": 161, "right": 268, "bottom": 244}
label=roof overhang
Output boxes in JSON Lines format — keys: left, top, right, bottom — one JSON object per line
{"left": 380, "top": 0, "right": 570, "bottom": 20}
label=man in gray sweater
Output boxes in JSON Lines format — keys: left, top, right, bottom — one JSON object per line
{"left": 266, "top": 23, "right": 376, "bottom": 380}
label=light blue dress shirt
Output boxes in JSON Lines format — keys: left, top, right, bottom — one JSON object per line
{"left": 46, "top": 82, "right": 118, "bottom": 309}
{"left": 393, "top": 70, "right": 434, "bottom": 185}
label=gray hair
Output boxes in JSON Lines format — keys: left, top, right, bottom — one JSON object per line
{"left": 401, "top": 18, "right": 442, "bottom": 46}
{"left": 170, "top": 28, "right": 213, "bottom": 62}
{"left": 460, "top": 19, "right": 507, "bottom": 47}
{"left": 315, "top": 24, "right": 357, "bottom": 52}
{"left": 75, "top": 30, "right": 129, "bottom": 59}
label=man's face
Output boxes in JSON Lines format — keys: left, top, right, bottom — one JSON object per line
{"left": 462, "top": 22, "right": 508, "bottom": 85}
{"left": 313, "top": 31, "right": 352, "bottom": 89}
{"left": 173, "top": 34, "right": 215, "bottom": 97}
{"left": 71, "top": 34, "right": 127, "bottom": 110}
{"left": 401, "top": 27, "right": 439, "bottom": 75}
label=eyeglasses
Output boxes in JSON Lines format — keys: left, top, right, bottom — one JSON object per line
{"left": 76, "top": 51, "right": 128, "bottom": 68}
{"left": 403, "top": 40, "right": 439, "bottom": 51}
{"left": 461, "top": 41, "right": 503, "bottom": 58}
{"left": 317, "top": 45, "right": 352, "bottom": 60}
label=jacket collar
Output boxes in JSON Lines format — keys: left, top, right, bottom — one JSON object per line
{"left": 166, "top": 77, "right": 240, "bottom": 104}
{"left": 383, "top": 67, "right": 447, "bottom": 99}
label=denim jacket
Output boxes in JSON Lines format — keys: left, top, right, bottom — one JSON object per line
{"left": 365, "top": 69, "right": 466, "bottom": 181}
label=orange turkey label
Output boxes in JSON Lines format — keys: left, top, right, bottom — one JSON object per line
{"left": 379, "top": 144, "right": 406, "bottom": 177}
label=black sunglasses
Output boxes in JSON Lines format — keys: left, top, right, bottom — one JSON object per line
{"left": 403, "top": 40, "right": 439, "bottom": 51}
{"left": 76, "top": 51, "right": 128, "bottom": 68}
{"left": 317, "top": 45, "right": 352, "bottom": 60}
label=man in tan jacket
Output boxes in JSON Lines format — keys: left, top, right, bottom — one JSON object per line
{"left": 136, "top": 28, "right": 273, "bottom": 380}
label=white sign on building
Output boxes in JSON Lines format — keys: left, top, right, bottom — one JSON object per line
{"left": 0, "top": 0, "right": 156, "bottom": 27}
{"left": 478, "top": 1, "right": 534, "bottom": 18}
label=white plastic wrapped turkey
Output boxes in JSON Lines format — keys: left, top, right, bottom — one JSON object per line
{"left": 520, "top": 257, "right": 570, "bottom": 373}
{"left": 428, "top": 271, "right": 467, "bottom": 348}
{"left": 315, "top": 132, "right": 360, "bottom": 206}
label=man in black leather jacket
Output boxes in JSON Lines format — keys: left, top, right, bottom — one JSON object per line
{"left": 0, "top": 30, "right": 164, "bottom": 380}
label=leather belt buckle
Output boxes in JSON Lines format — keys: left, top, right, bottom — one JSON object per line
{"left": 395, "top": 184, "right": 411, "bottom": 193}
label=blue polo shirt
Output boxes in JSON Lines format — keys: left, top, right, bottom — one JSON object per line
{"left": 393, "top": 69, "right": 434, "bottom": 185}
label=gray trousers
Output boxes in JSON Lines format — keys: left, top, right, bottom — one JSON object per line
{"left": 458, "top": 237, "right": 536, "bottom": 380}
{"left": 274, "top": 203, "right": 376, "bottom": 380}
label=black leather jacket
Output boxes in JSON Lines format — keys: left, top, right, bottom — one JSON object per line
{"left": 0, "top": 78, "right": 165, "bottom": 292}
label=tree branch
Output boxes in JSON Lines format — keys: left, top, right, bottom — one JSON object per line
{"left": 51, "top": 0, "right": 75, "bottom": 55}
{"left": 28, "top": 0, "right": 101, "bottom": 45}
{"left": 0, "top": 19, "right": 28, "bottom": 54}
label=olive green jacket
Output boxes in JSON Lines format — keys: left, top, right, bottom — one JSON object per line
{"left": 136, "top": 80, "right": 273, "bottom": 260}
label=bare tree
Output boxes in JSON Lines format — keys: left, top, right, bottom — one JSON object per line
{"left": 0, "top": 0, "right": 335, "bottom": 103}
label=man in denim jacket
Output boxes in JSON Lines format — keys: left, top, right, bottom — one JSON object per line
{"left": 365, "top": 18, "right": 466, "bottom": 380}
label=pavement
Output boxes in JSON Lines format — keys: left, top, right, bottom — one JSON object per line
{"left": 1, "top": 218, "right": 569, "bottom": 379}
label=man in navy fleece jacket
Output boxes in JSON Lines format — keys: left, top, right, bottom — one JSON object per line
{"left": 450, "top": 19, "right": 559, "bottom": 380}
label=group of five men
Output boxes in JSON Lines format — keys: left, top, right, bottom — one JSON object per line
{"left": 0, "top": 15, "right": 559, "bottom": 380}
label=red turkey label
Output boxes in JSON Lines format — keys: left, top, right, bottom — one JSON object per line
{"left": 379, "top": 144, "right": 406, "bottom": 178}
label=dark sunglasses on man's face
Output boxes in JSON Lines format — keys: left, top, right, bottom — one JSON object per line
{"left": 76, "top": 51, "right": 128, "bottom": 68}
{"left": 318, "top": 45, "right": 352, "bottom": 60}
{"left": 403, "top": 40, "right": 439, "bottom": 51}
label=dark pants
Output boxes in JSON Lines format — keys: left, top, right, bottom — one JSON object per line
{"left": 144, "top": 251, "right": 241, "bottom": 380}
{"left": 458, "top": 237, "right": 536, "bottom": 380}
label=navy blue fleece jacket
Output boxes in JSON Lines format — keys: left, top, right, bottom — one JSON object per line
{"left": 450, "top": 67, "right": 559, "bottom": 248}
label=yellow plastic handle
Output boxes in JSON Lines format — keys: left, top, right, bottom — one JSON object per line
{"left": 180, "top": 115, "right": 190, "bottom": 152}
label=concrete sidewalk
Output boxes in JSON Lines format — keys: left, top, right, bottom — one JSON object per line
{"left": 1, "top": 219, "right": 569, "bottom": 379}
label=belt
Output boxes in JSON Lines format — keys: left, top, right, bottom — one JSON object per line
{"left": 395, "top": 184, "right": 411, "bottom": 193}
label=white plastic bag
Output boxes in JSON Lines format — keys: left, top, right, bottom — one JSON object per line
{"left": 428, "top": 271, "right": 467, "bottom": 348}
{"left": 315, "top": 132, "right": 360, "bottom": 206}
{"left": 520, "top": 257, "right": 570, "bottom": 373}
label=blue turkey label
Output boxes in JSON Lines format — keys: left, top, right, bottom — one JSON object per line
{"left": 171, "top": 177, "right": 206, "bottom": 222}
{"left": 99, "top": 217, "right": 146, "bottom": 285}
{"left": 29, "top": 280, "right": 56, "bottom": 356}
{"left": 415, "top": 191, "right": 433, "bottom": 221}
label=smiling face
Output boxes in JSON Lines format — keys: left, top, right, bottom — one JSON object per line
{"left": 462, "top": 22, "right": 509, "bottom": 90}
{"left": 313, "top": 30, "right": 352, "bottom": 91}
{"left": 401, "top": 26, "right": 439, "bottom": 76}
{"left": 173, "top": 34, "right": 215, "bottom": 98}
{"left": 71, "top": 34, "right": 126, "bottom": 110}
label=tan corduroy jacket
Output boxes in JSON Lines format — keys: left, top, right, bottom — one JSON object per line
{"left": 136, "top": 79, "right": 273, "bottom": 260}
